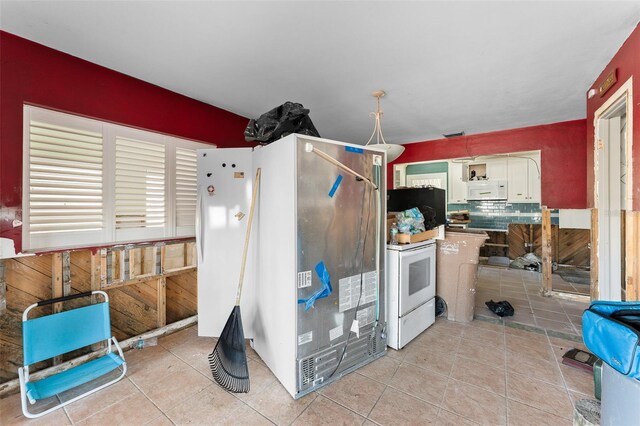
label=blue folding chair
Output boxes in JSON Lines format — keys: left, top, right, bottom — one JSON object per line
{"left": 18, "top": 290, "right": 126, "bottom": 418}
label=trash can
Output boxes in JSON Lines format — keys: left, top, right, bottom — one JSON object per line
{"left": 436, "top": 229, "right": 489, "bottom": 323}
{"left": 600, "top": 363, "right": 640, "bottom": 425}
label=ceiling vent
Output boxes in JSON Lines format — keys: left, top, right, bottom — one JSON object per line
{"left": 443, "top": 131, "right": 465, "bottom": 138}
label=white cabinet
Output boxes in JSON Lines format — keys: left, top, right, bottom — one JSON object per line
{"left": 507, "top": 157, "right": 529, "bottom": 202}
{"left": 487, "top": 158, "right": 508, "bottom": 180}
{"left": 448, "top": 162, "right": 467, "bottom": 203}
{"left": 507, "top": 155, "right": 541, "bottom": 203}
{"left": 528, "top": 162, "right": 541, "bottom": 203}
{"left": 393, "top": 165, "right": 407, "bottom": 189}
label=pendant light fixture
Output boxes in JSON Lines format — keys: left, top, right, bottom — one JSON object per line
{"left": 365, "top": 90, "right": 405, "bottom": 162}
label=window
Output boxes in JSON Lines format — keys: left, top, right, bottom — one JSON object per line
{"left": 406, "top": 172, "right": 447, "bottom": 190}
{"left": 115, "top": 136, "right": 166, "bottom": 240}
{"left": 23, "top": 106, "right": 212, "bottom": 251}
{"left": 174, "top": 147, "right": 198, "bottom": 236}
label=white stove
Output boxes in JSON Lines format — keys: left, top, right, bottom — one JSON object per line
{"left": 386, "top": 239, "right": 436, "bottom": 349}
{"left": 387, "top": 239, "right": 435, "bottom": 252}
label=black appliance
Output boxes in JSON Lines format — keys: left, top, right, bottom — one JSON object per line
{"left": 387, "top": 187, "right": 446, "bottom": 228}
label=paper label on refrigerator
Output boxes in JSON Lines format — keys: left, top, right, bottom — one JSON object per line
{"left": 350, "top": 320, "right": 360, "bottom": 338}
{"left": 297, "top": 271, "right": 312, "bottom": 289}
{"left": 356, "top": 305, "right": 375, "bottom": 327}
{"left": 298, "top": 331, "right": 313, "bottom": 345}
{"left": 338, "top": 271, "right": 377, "bottom": 312}
{"left": 329, "top": 325, "right": 343, "bottom": 341}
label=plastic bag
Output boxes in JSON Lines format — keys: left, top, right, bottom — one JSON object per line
{"left": 509, "top": 252, "right": 542, "bottom": 270}
{"left": 485, "top": 300, "right": 515, "bottom": 317}
{"left": 244, "top": 101, "right": 320, "bottom": 144}
{"left": 396, "top": 207, "right": 426, "bottom": 234}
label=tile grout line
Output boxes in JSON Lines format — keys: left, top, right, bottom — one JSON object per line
{"left": 127, "top": 372, "right": 174, "bottom": 421}
{"left": 312, "top": 389, "right": 370, "bottom": 422}
{"left": 503, "top": 320, "right": 509, "bottom": 426}
{"left": 365, "top": 381, "right": 388, "bottom": 421}
{"left": 130, "top": 347, "right": 219, "bottom": 414}
{"left": 546, "top": 329, "right": 582, "bottom": 415}
{"left": 285, "top": 392, "right": 315, "bottom": 426}
{"left": 63, "top": 403, "right": 74, "bottom": 425}
{"left": 63, "top": 376, "right": 138, "bottom": 425}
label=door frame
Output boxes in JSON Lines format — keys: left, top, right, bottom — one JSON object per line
{"left": 592, "top": 77, "right": 633, "bottom": 300}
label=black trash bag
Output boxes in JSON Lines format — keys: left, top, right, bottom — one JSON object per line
{"left": 244, "top": 101, "right": 320, "bottom": 144}
{"left": 418, "top": 205, "right": 437, "bottom": 231}
{"left": 485, "top": 300, "right": 515, "bottom": 317}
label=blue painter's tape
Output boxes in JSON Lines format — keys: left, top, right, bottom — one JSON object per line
{"left": 297, "top": 261, "right": 333, "bottom": 311}
{"left": 328, "top": 175, "right": 343, "bottom": 198}
{"left": 345, "top": 146, "right": 364, "bottom": 154}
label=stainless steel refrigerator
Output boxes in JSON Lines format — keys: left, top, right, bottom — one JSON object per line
{"left": 197, "top": 134, "right": 387, "bottom": 398}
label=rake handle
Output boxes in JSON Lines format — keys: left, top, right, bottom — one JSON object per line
{"left": 236, "top": 168, "right": 261, "bottom": 305}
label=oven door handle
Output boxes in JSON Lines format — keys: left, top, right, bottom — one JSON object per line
{"left": 399, "top": 244, "right": 435, "bottom": 261}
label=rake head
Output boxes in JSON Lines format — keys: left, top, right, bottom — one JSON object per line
{"left": 208, "top": 306, "right": 250, "bottom": 393}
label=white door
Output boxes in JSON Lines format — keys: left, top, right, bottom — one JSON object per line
{"left": 596, "top": 97, "right": 627, "bottom": 301}
{"left": 398, "top": 244, "right": 436, "bottom": 315}
{"left": 196, "top": 148, "right": 257, "bottom": 337}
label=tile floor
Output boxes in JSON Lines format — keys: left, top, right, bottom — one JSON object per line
{"left": 1, "top": 317, "right": 595, "bottom": 425}
{"left": 474, "top": 267, "right": 589, "bottom": 339}
{"left": 551, "top": 270, "right": 590, "bottom": 297}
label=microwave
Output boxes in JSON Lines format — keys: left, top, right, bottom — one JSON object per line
{"left": 467, "top": 180, "right": 507, "bottom": 200}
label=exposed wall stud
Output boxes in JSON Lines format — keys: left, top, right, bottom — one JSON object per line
{"left": 626, "top": 211, "right": 639, "bottom": 301}
{"left": 157, "top": 277, "right": 167, "bottom": 327}
{"left": 51, "top": 253, "right": 64, "bottom": 364}
{"left": 591, "top": 208, "right": 599, "bottom": 300}
{"left": 541, "top": 206, "right": 552, "bottom": 294}
{"left": 62, "top": 252, "right": 71, "bottom": 297}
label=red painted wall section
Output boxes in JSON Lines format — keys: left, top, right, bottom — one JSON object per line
{"left": 0, "top": 31, "right": 250, "bottom": 255}
{"left": 586, "top": 23, "right": 640, "bottom": 211}
{"left": 388, "top": 120, "right": 587, "bottom": 209}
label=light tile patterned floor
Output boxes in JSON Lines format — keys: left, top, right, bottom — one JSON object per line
{"left": 475, "top": 267, "right": 589, "bottom": 338}
{"left": 1, "top": 318, "right": 595, "bottom": 425}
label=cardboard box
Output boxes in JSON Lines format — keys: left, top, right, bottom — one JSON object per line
{"left": 396, "top": 228, "right": 439, "bottom": 244}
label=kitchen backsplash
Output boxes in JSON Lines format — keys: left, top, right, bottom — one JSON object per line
{"left": 447, "top": 201, "right": 559, "bottom": 230}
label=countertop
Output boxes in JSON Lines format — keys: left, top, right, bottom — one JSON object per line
{"left": 464, "top": 227, "right": 508, "bottom": 233}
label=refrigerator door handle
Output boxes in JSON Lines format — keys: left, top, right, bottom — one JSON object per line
{"left": 196, "top": 187, "right": 204, "bottom": 262}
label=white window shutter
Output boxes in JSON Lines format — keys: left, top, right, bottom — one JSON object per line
{"left": 24, "top": 106, "right": 209, "bottom": 251}
{"left": 115, "top": 137, "right": 166, "bottom": 240}
{"left": 27, "top": 119, "right": 104, "bottom": 249}
{"left": 175, "top": 147, "right": 197, "bottom": 236}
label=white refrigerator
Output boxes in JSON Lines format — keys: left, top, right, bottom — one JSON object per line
{"left": 197, "top": 134, "right": 387, "bottom": 398}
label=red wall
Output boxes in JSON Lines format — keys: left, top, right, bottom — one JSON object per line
{"left": 388, "top": 120, "right": 587, "bottom": 209}
{"left": 586, "top": 23, "right": 640, "bottom": 211}
{"left": 0, "top": 31, "right": 250, "bottom": 255}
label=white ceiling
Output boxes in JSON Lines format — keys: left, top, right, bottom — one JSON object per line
{"left": 1, "top": 1, "right": 639, "bottom": 145}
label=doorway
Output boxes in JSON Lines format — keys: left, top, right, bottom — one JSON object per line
{"left": 594, "top": 79, "right": 632, "bottom": 301}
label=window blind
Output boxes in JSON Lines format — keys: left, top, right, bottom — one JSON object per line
{"left": 115, "top": 137, "right": 166, "bottom": 231}
{"left": 28, "top": 120, "right": 104, "bottom": 235}
{"left": 175, "top": 147, "right": 198, "bottom": 231}
{"left": 24, "top": 106, "right": 209, "bottom": 251}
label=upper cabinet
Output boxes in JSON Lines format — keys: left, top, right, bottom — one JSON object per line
{"left": 448, "top": 161, "right": 467, "bottom": 203}
{"left": 507, "top": 153, "right": 541, "bottom": 203}
{"left": 486, "top": 158, "right": 508, "bottom": 181}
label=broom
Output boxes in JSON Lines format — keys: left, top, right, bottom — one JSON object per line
{"left": 208, "top": 168, "right": 261, "bottom": 393}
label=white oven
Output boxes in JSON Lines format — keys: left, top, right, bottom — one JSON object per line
{"left": 386, "top": 240, "right": 436, "bottom": 349}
